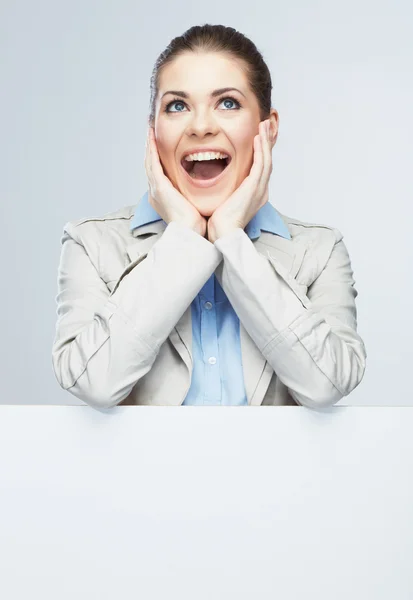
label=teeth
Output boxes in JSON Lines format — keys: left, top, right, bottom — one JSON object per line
{"left": 184, "top": 151, "right": 229, "bottom": 162}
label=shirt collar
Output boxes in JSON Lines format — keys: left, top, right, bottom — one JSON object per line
{"left": 130, "top": 190, "right": 291, "bottom": 240}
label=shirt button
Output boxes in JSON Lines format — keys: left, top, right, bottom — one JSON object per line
{"left": 205, "top": 301, "right": 213, "bottom": 310}
{"left": 208, "top": 356, "right": 217, "bottom": 365}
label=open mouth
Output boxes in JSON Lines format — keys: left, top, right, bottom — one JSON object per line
{"left": 181, "top": 156, "right": 232, "bottom": 181}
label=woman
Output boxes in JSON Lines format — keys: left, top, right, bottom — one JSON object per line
{"left": 52, "top": 24, "right": 367, "bottom": 409}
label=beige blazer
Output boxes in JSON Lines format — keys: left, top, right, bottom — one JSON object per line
{"left": 52, "top": 202, "right": 367, "bottom": 409}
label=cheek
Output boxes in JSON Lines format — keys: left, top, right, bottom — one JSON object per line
{"left": 235, "top": 133, "right": 256, "bottom": 168}
{"left": 233, "top": 126, "right": 256, "bottom": 154}
{"left": 155, "top": 138, "right": 172, "bottom": 159}
{"left": 154, "top": 126, "right": 176, "bottom": 158}
{"left": 153, "top": 131, "right": 180, "bottom": 181}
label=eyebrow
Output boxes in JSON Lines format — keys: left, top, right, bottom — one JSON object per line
{"left": 161, "top": 87, "right": 247, "bottom": 100}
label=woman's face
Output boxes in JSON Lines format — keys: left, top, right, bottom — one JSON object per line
{"left": 153, "top": 51, "right": 279, "bottom": 217}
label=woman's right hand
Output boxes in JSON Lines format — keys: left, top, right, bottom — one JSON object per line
{"left": 145, "top": 126, "right": 207, "bottom": 237}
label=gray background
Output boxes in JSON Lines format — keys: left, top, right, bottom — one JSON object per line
{"left": 1, "top": 0, "right": 411, "bottom": 405}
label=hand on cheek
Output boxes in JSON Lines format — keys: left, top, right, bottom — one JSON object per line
{"left": 145, "top": 127, "right": 208, "bottom": 237}
{"left": 207, "top": 119, "right": 273, "bottom": 244}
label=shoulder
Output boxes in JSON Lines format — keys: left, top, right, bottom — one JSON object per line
{"left": 277, "top": 212, "right": 349, "bottom": 281}
{"left": 279, "top": 211, "right": 344, "bottom": 246}
{"left": 59, "top": 203, "right": 138, "bottom": 282}
{"left": 61, "top": 203, "right": 136, "bottom": 246}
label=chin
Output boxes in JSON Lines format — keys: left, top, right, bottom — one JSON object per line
{"left": 198, "top": 207, "right": 215, "bottom": 218}
{"left": 185, "top": 186, "right": 233, "bottom": 214}
{"left": 189, "top": 197, "right": 227, "bottom": 218}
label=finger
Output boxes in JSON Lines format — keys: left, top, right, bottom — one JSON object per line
{"left": 252, "top": 121, "right": 269, "bottom": 205}
{"left": 242, "top": 136, "right": 262, "bottom": 199}
{"left": 146, "top": 128, "right": 162, "bottom": 196}
{"left": 145, "top": 128, "right": 152, "bottom": 182}
{"left": 252, "top": 122, "right": 267, "bottom": 180}
{"left": 259, "top": 120, "right": 272, "bottom": 194}
{"left": 235, "top": 134, "right": 260, "bottom": 198}
{"left": 148, "top": 128, "right": 164, "bottom": 180}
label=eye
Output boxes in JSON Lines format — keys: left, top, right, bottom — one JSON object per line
{"left": 165, "top": 100, "right": 186, "bottom": 113}
{"left": 219, "top": 97, "right": 240, "bottom": 110}
{"left": 164, "top": 95, "right": 241, "bottom": 113}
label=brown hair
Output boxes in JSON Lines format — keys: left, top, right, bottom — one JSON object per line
{"left": 148, "top": 24, "right": 273, "bottom": 125}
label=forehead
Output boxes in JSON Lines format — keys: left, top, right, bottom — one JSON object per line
{"left": 158, "top": 51, "right": 249, "bottom": 95}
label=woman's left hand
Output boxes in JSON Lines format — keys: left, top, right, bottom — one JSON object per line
{"left": 207, "top": 119, "right": 273, "bottom": 244}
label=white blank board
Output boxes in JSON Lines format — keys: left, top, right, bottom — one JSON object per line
{"left": 0, "top": 406, "right": 412, "bottom": 599}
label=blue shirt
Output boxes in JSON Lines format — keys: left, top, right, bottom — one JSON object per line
{"left": 130, "top": 190, "right": 291, "bottom": 405}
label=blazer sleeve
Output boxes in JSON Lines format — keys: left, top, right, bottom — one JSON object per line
{"left": 52, "top": 220, "right": 222, "bottom": 409}
{"left": 214, "top": 227, "right": 367, "bottom": 409}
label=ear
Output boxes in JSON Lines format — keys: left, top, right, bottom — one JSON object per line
{"left": 268, "top": 109, "right": 279, "bottom": 146}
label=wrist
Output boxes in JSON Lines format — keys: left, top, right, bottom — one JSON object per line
{"left": 172, "top": 215, "right": 206, "bottom": 237}
{"left": 209, "top": 217, "right": 241, "bottom": 242}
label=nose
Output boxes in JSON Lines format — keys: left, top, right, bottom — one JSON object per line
{"left": 184, "top": 111, "right": 220, "bottom": 138}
